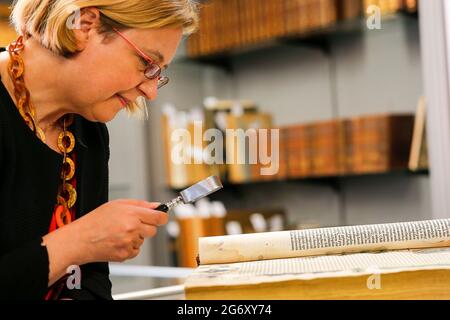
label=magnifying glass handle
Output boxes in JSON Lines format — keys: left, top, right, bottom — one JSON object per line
{"left": 155, "top": 203, "right": 169, "bottom": 213}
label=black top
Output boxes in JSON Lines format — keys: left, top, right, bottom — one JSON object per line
{"left": 0, "top": 74, "right": 112, "bottom": 299}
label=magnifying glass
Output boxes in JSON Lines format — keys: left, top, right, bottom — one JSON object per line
{"left": 155, "top": 176, "right": 223, "bottom": 213}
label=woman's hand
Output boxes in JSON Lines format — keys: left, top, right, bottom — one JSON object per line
{"left": 42, "top": 199, "right": 168, "bottom": 286}
{"left": 71, "top": 199, "right": 168, "bottom": 264}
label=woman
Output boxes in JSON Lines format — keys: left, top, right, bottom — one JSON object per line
{"left": 0, "top": 0, "right": 198, "bottom": 299}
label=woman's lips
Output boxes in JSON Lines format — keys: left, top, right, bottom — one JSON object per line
{"left": 116, "top": 94, "right": 130, "bottom": 107}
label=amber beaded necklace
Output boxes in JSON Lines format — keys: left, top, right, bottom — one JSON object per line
{"left": 7, "top": 36, "right": 77, "bottom": 228}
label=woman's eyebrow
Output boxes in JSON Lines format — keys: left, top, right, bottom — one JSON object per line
{"left": 144, "top": 48, "right": 168, "bottom": 69}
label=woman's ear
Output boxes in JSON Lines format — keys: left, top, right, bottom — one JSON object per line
{"left": 72, "top": 7, "right": 101, "bottom": 51}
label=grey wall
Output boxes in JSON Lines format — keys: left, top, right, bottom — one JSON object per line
{"left": 335, "top": 16, "right": 430, "bottom": 225}
{"left": 147, "top": 58, "right": 206, "bottom": 268}
{"left": 107, "top": 112, "right": 155, "bottom": 294}
{"left": 144, "top": 15, "right": 431, "bottom": 266}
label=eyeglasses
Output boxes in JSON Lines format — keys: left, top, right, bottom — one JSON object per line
{"left": 112, "top": 27, "right": 169, "bottom": 89}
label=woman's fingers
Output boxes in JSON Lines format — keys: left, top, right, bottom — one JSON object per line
{"left": 132, "top": 237, "right": 144, "bottom": 249}
{"left": 115, "top": 199, "right": 168, "bottom": 226}
{"left": 129, "top": 246, "right": 140, "bottom": 259}
{"left": 139, "top": 224, "right": 157, "bottom": 239}
{"left": 115, "top": 199, "right": 161, "bottom": 210}
{"left": 133, "top": 208, "right": 168, "bottom": 226}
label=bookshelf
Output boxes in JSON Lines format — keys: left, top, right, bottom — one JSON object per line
{"left": 0, "top": 4, "right": 10, "bottom": 18}
{"left": 170, "top": 168, "right": 429, "bottom": 196}
{"left": 163, "top": 110, "right": 427, "bottom": 192}
{"left": 148, "top": 1, "right": 428, "bottom": 267}
{"left": 180, "top": 9, "right": 418, "bottom": 72}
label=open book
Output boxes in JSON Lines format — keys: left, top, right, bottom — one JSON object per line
{"left": 184, "top": 219, "right": 450, "bottom": 299}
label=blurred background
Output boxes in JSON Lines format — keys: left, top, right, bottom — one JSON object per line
{"left": 2, "top": 0, "right": 449, "bottom": 298}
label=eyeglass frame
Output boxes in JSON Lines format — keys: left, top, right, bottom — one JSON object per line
{"left": 112, "top": 27, "right": 169, "bottom": 89}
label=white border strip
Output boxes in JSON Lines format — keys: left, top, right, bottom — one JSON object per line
{"left": 109, "top": 264, "right": 194, "bottom": 279}
{"left": 113, "top": 285, "right": 185, "bottom": 300}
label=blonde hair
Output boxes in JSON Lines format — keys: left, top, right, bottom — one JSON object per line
{"left": 10, "top": 0, "right": 199, "bottom": 116}
{"left": 11, "top": 0, "right": 199, "bottom": 55}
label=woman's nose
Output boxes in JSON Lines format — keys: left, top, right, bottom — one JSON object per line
{"left": 137, "top": 79, "right": 158, "bottom": 101}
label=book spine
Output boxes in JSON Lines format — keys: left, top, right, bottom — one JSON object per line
{"left": 341, "top": 118, "right": 355, "bottom": 174}
{"left": 284, "top": 0, "right": 295, "bottom": 35}
{"left": 215, "top": 0, "right": 225, "bottom": 53}
{"left": 388, "top": 115, "right": 415, "bottom": 169}
{"left": 231, "top": 0, "right": 241, "bottom": 49}
{"left": 178, "top": 217, "right": 206, "bottom": 267}
{"left": 209, "top": 0, "right": 220, "bottom": 54}
{"left": 339, "top": 0, "right": 362, "bottom": 20}
{"left": 310, "top": 120, "right": 340, "bottom": 177}
{"left": 361, "top": 115, "right": 388, "bottom": 173}
{"left": 276, "top": 127, "right": 288, "bottom": 180}
{"left": 286, "top": 124, "right": 311, "bottom": 178}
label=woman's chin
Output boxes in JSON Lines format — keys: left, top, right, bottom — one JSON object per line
{"left": 87, "top": 102, "right": 125, "bottom": 123}
{"left": 99, "top": 111, "right": 122, "bottom": 123}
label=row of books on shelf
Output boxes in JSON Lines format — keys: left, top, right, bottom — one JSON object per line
{"left": 0, "top": 3, "right": 17, "bottom": 47}
{"left": 280, "top": 113, "right": 415, "bottom": 178}
{"left": 162, "top": 98, "right": 428, "bottom": 189}
{"left": 187, "top": 0, "right": 418, "bottom": 58}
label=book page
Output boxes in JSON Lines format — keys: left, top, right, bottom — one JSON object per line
{"left": 198, "top": 218, "right": 450, "bottom": 264}
{"left": 186, "top": 248, "right": 450, "bottom": 288}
